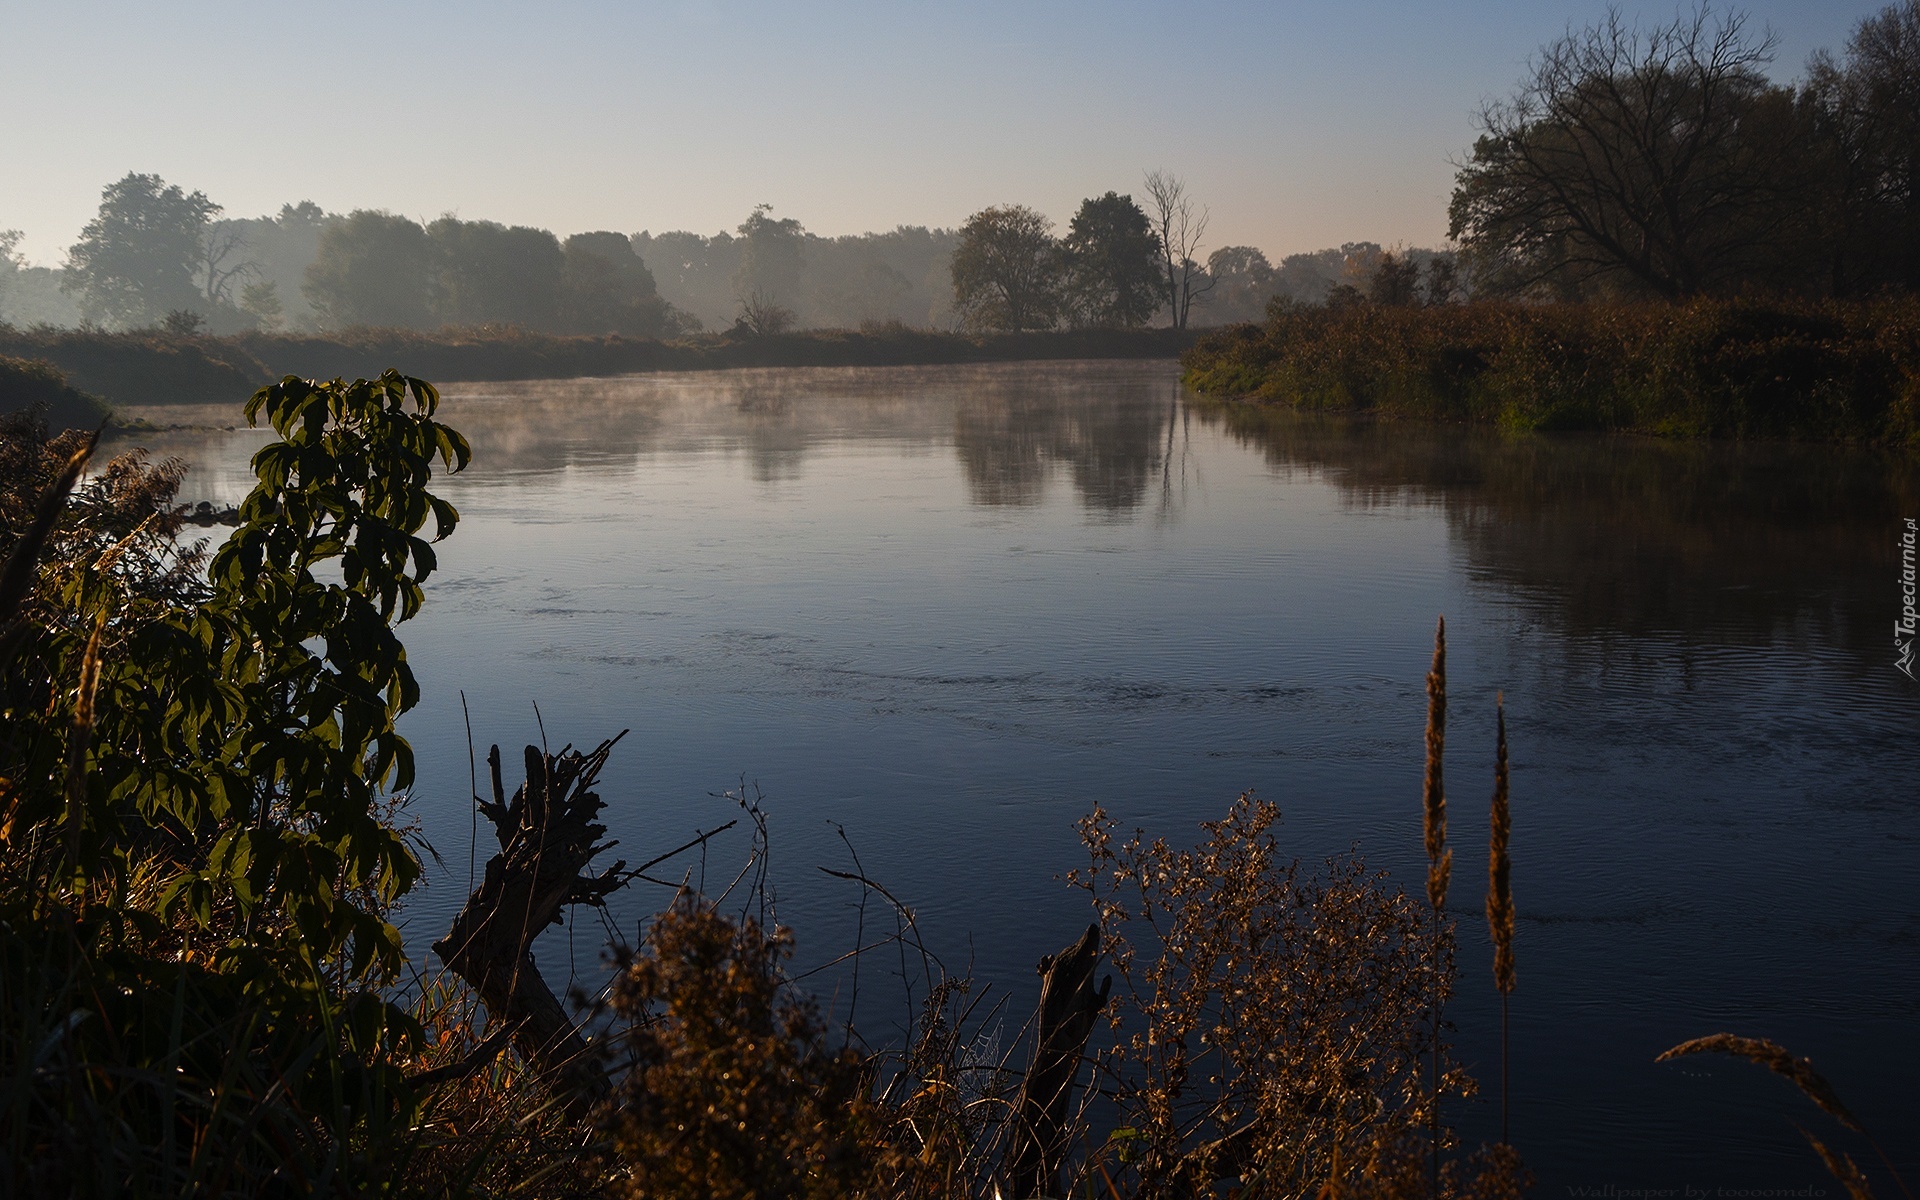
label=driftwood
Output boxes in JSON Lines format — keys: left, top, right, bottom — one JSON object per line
{"left": 1007, "top": 924, "right": 1111, "bottom": 1199}
{"left": 432, "top": 737, "right": 630, "bottom": 1116}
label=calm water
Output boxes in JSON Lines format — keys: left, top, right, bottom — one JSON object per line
{"left": 113, "top": 360, "right": 1920, "bottom": 1189}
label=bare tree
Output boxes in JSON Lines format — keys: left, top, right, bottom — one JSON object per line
{"left": 198, "top": 221, "right": 256, "bottom": 308}
{"left": 1448, "top": 5, "right": 1806, "bottom": 299}
{"left": 1143, "top": 170, "right": 1212, "bottom": 329}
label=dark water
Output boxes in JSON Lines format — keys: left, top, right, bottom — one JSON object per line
{"left": 115, "top": 360, "right": 1920, "bottom": 1190}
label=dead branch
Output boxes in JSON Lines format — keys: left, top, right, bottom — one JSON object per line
{"left": 1007, "top": 924, "right": 1110, "bottom": 1199}
{"left": 432, "top": 735, "right": 630, "bottom": 1117}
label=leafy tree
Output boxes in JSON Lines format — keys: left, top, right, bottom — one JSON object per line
{"left": 561, "top": 231, "right": 675, "bottom": 336}
{"left": 3, "top": 371, "right": 469, "bottom": 987}
{"left": 1144, "top": 170, "right": 1212, "bottom": 328}
{"left": 241, "top": 279, "right": 286, "bottom": 330}
{"left": 304, "top": 210, "right": 434, "bottom": 329}
{"left": 428, "top": 218, "right": 566, "bottom": 329}
{"left": 732, "top": 205, "right": 806, "bottom": 315}
{"left": 1061, "top": 192, "right": 1162, "bottom": 328}
{"left": 0, "top": 229, "right": 21, "bottom": 316}
{"left": 1368, "top": 250, "right": 1422, "bottom": 306}
{"left": 1448, "top": 6, "right": 1807, "bottom": 299}
{"left": 950, "top": 204, "right": 1063, "bottom": 332}
{"left": 1803, "top": 0, "right": 1920, "bottom": 293}
{"left": 63, "top": 173, "right": 220, "bottom": 328}
{"left": 1202, "top": 246, "right": 1277, "bottom": 323}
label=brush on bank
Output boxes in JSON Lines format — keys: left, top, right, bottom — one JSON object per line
{"left": 1486, "top": 693, "right": 1515, "bottom": 1145}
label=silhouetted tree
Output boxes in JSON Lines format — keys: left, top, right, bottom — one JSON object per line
{"left": 1144, "top": 170, "right": 1212, "bottom": 327}
{"left": 1368, "top": 250, "right": 1422, "bottom": 306}
{"left": 63, "top": 173, "right": 219, "bottom": 328}
{"left": 1449, "top": 6, "right": 1807, "bottom": 299}
{"left": 304, "top": 210, "right": 434, "bottom": 329}
{"left": 1061, "top": 192, "right": 1162, "bottom": 328}
{"left": 951, "top": 205, "right": 1063, "bottom": 332}
{"left": 1803, "top": 0, "right": 1920, "bottom": 293}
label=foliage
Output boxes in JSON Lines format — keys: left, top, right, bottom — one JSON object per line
{"left": 1182, "top": 296, "right": 1920, "bottom": 444}
{"left": 0, "top": 356, "right": 110, "bottom": 429}
{"left": 1448, "top": 3, "right": 1920, "bottom": 300}
{"left": 1062, "top": 192, "right": 1163, "bottom": 329}
{"left": 732, "top": 205, "right": 808, "bottom": 317}
{"left": 63, "top": 173, "right": 221, "bottom": 329}
{"left": 428, "top": 218, "right": 567, "bottom": 330}
{"left": 1803, "top": 1, "right": 1920, "bottom": 295}
{"left": 605, "top": 895, "right": 890, "bottom": 1200}
{"left": 951, "top": 205, "right": 1064, "bottom": 333}
{"left": 562, "top": 231, "right": 676, "bottom": 336}
{"left": 304, "top": 211, "right": 437, "bottom": 331}
{"left": 1073, "top": 795, "right": 1463, "bottom": 1199}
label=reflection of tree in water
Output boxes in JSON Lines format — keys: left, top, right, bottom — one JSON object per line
{"left": 427, "top": 363, "right": 1184, "bottom": 506}
{"left": 952, "top": 384, "right": 1175, "bottom": 513}
{"left": 1198, "top": 404, "right": 1920, "bottom": 660}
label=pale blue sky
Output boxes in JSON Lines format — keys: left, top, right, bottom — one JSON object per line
{"left": 0, "top": 0, "right": 1890, "bottom": 266}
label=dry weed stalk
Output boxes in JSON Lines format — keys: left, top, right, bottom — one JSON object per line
{"left": 1422, "top": 616, "right": 1450, "bottom": 1189}
{"left": 1484, "top": 695, "right": 1515, "bottom": 1144}
{"left": 1657, "top": 1034, "right": 1913, "bottom": 1200}
{"left": 1072, "top": 794, "right": 1462, "bottom": 1199}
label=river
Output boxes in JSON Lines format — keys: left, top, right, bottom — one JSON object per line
{"left": 110, "top": 358, "right": 1920, "bottom": 1189}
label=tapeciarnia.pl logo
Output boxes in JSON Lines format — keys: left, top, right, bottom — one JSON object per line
{"left": 1899, "top": 518, "right": 1917, "bottom": 680}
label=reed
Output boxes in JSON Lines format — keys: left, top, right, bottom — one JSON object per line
{"left": 1485, "top": 695, "right": 1515, "bottom": 1145}
{"left": 1422, "top": 616, "right": 1450, "bottom": 1193}
{"left": 1659, "top": 1034, "right": 1913, "bottom": 1200}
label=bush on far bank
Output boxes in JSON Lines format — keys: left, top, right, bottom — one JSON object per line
{"left": 1182, "top": 297, "right": 1920, "bottom": 445}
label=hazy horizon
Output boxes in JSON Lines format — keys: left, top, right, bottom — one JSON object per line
{"left": 1, "top": 0, "right": 1890, "bottom": 268}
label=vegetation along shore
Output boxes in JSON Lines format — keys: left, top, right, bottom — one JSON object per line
{"left": 0, "top": 324, "right": 1199, "bottom": 414}
{"left": 1182, "top": 297, "right": 1920, "bottom": 446}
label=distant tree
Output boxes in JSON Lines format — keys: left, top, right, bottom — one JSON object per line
{"left": 1368, "top": 250, "right": 1422, "bottom": 306}
{"left": 950, "top": 205, "right": 1063, "bottom": 332}
{"left": 1803, "top": 1, "right": 1920, "bottom": 293}
{"left": 1143, "top": 170, "right": 1213, "bottom": 328}
{"left": 240, "top": 279, "right": 285, "bottom": 330}
{"left": 1422, "top": 255, "right": 1461, "bottom": 306}
{"left": 427, "top": 218, "right": 566, "bottom": 329}
{"left": 732, "top": 205, "right": 806, "bottom": 319}
{"left": 560, "top": 231, "right": 676, "bottom": 336}
{"left": 161, "top": 309, "right": 205, "bottom": 336}
{"left": 1061, "top": 192, "right": 1162, "bottom": 328}
{"left": 63, "top": 173, "right": 220, "bottom": 328}
{"left": 197, "top": 221, "right": 255, "bottom": 309}
{"left": 1202, "top": 246, "right": 1276, "bottom": 323}
{"left": 733, "top": 290, "right": 796, "bottom": 337}
{"left": 0, "top": 229, "right": 20, "bottom": 321}
{"left": 1449, "top": 6, "right": 1806, "bottom": 299}
{"left": 304, "top": 210, "right": 434, "bottom": 330}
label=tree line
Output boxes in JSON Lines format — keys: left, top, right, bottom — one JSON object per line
{"left": 1451, "top": 1, "right": 1920, "bottom": 300}
{"left": 3, "top": 175, "right": 1455, "bottom": 338}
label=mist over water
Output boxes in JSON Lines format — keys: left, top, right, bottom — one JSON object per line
{"left": 112, "top": 360, "right": 1920, "bottom": 1187}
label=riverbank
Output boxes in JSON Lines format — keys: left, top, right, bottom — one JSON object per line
{"left": 0, "top": 324, "right": 1200, "bottom": 412}
{"left": 1181, "top": 297, "right": 1920, "bottom": 445}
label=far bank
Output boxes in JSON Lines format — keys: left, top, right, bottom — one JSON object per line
{"left": 1182, "top": 298, "right": 1920, "bottom": 447}
{"left": 0, "top": 325, "right": 1201, "bottom": 414}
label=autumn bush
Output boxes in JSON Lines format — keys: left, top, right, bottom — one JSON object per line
{"left": 1182, "top": 297, "right": 1920, "bottom": 444}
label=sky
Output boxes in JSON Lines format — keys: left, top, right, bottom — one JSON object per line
{"left": 0, "top": 0, "right": 1893, "bottom": 268}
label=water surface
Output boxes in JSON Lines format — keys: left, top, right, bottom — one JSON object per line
{"left": 116, "top": 360, "right": 1920, "bottom": 1189}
